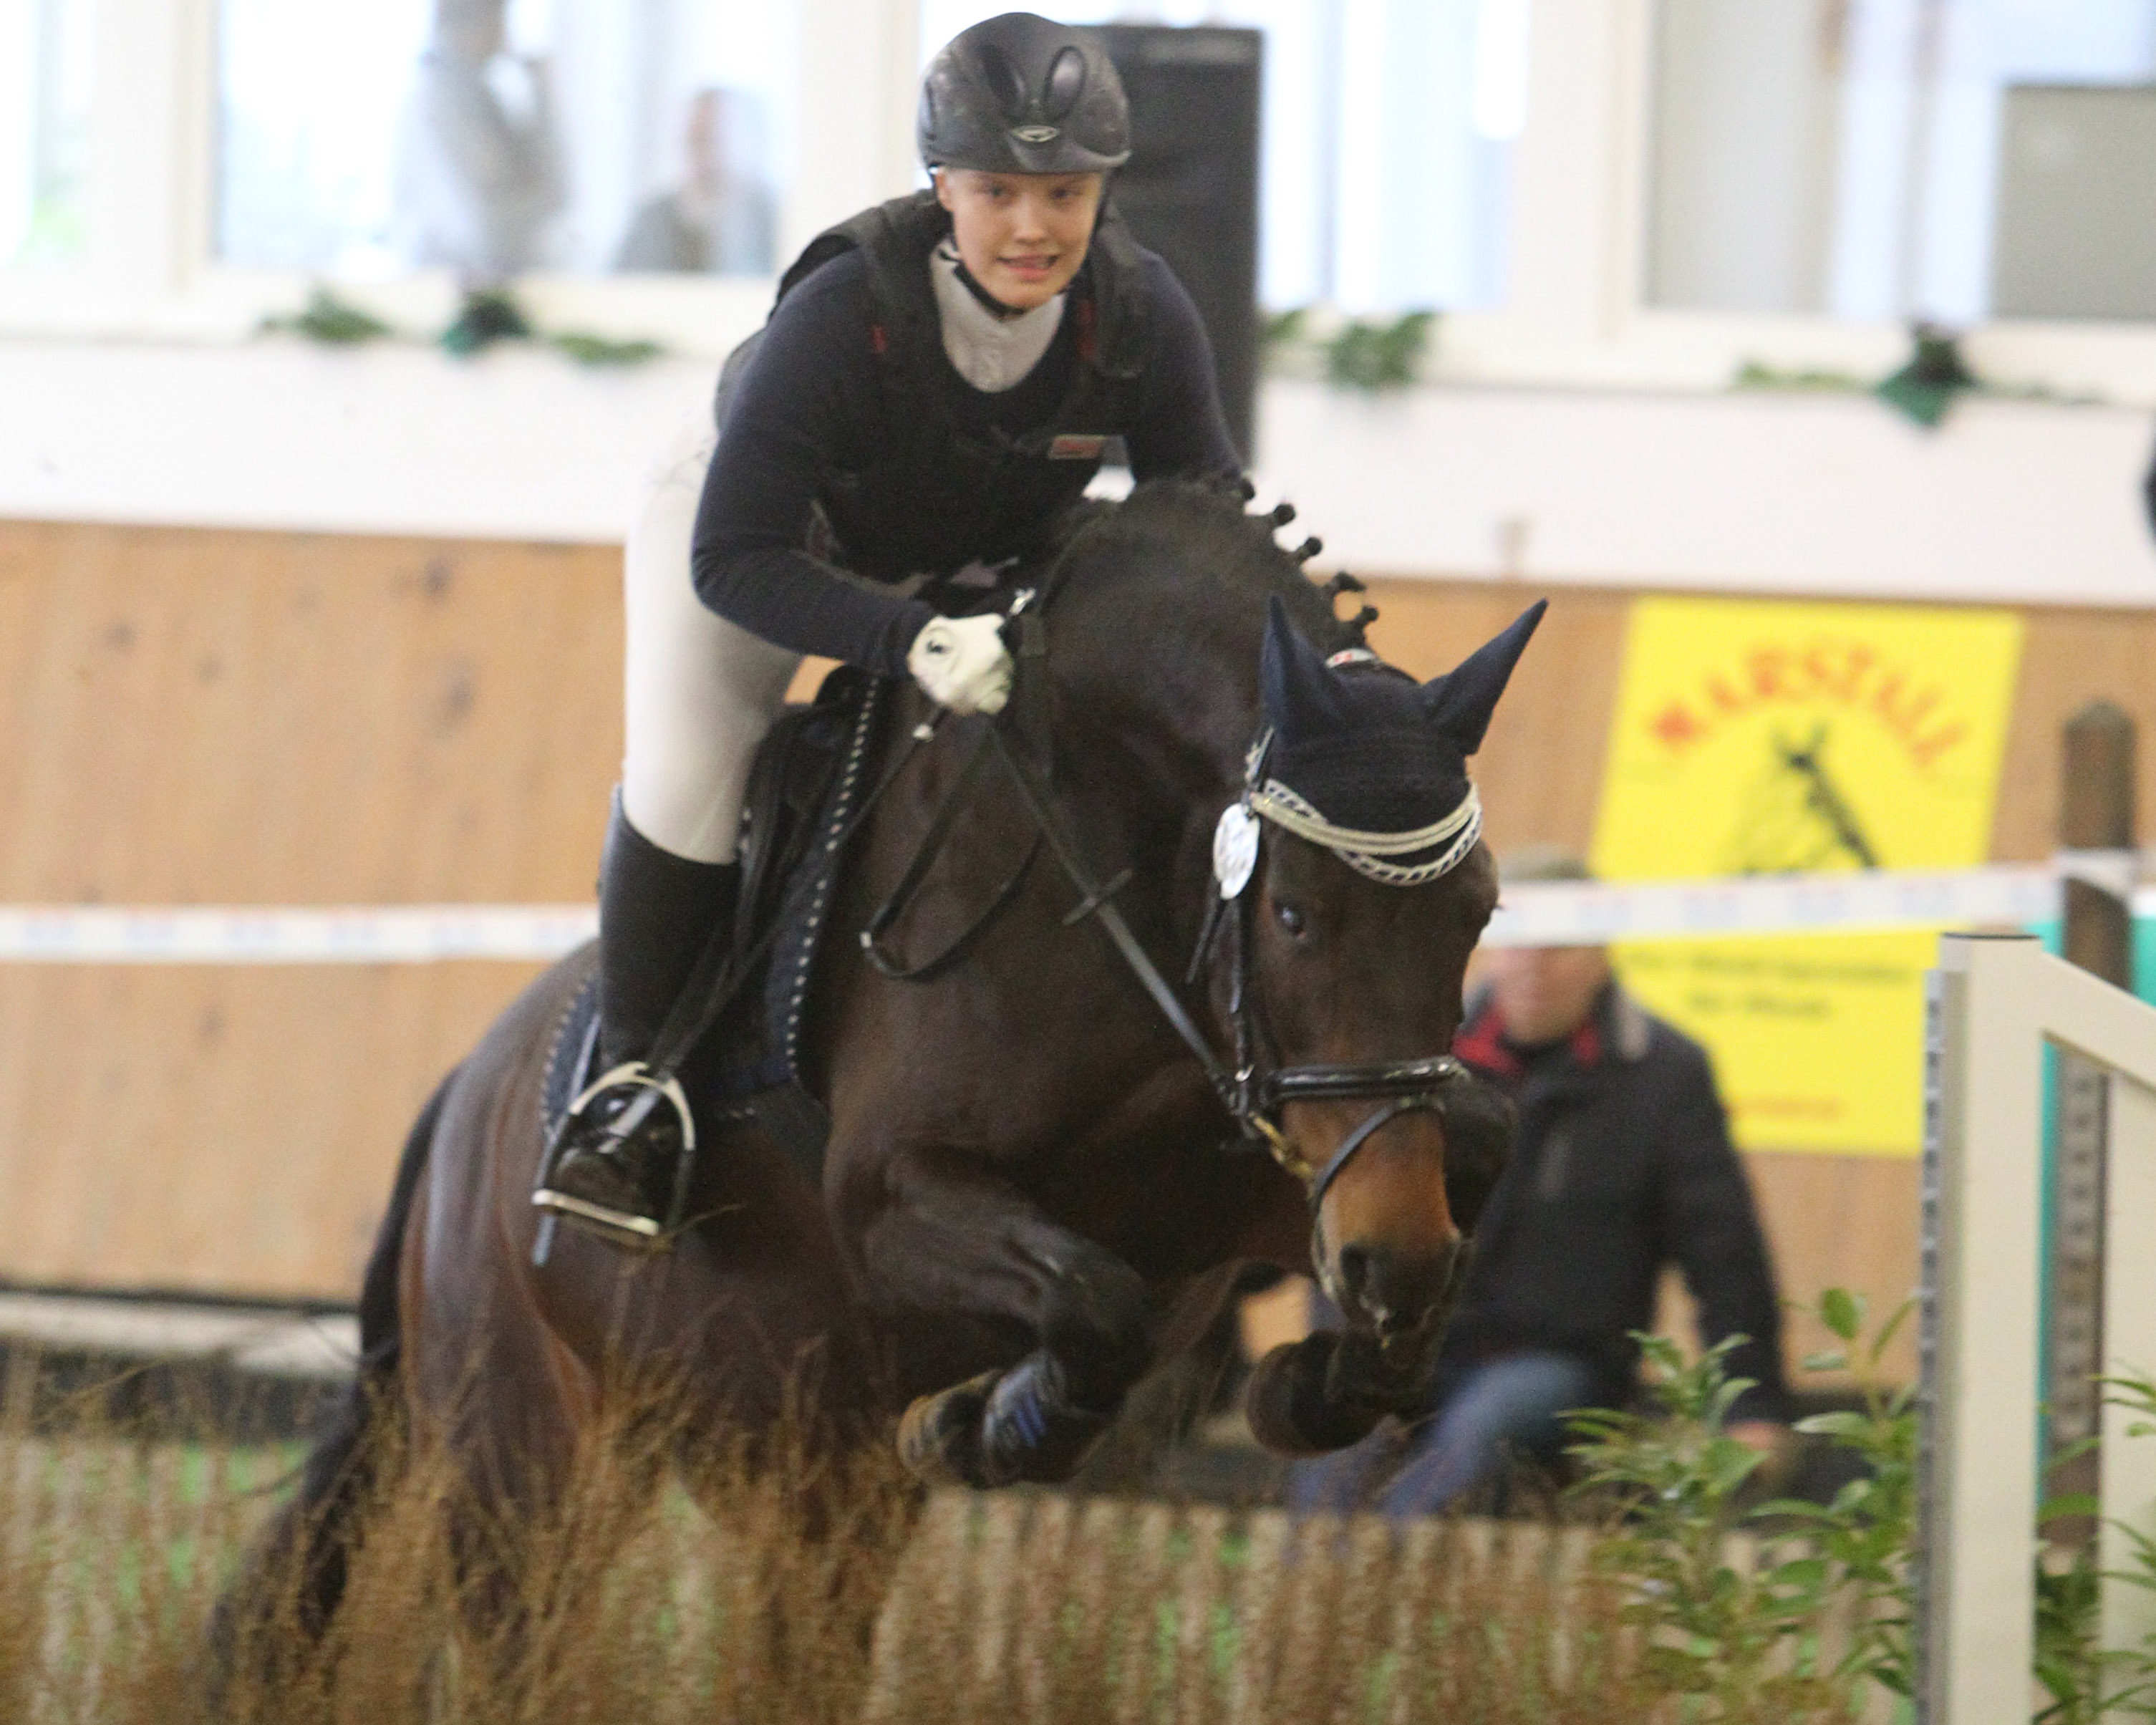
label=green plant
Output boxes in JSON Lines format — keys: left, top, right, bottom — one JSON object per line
{"left": 2029, "top": 1368, "right": 2156, "bottom": 1721}
{"left": 1760, "top": 1288, "right": 1919, "bottom": 1716}
{"left": 2034, "top": 1529, "right": 2106, "bottom": 1724}
{"left": 1567, "top": 1333, "right": 1847, "bottom": 1720}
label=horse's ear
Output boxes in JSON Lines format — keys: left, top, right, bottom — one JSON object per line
{"left": 1421, "top": 600, "right": 1547, "bottom": 753}
{"left": 1262, "top": 594, "right": 1348, "bottom": 735}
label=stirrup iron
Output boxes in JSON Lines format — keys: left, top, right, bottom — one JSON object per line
{"left": 533, "top": 1060, "right": 698, "bottom": 1252}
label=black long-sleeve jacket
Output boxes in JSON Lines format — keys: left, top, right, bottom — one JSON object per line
{"left": 1440, "top": 983, "right": 1792, "bottom": 1424}
{"left": 690, "top": 198, "right": 1237, "bottom": 679}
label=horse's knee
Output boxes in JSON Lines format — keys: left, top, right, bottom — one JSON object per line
{"left": 1038, "top": 1247, "right": 1151, "bottom": 1403}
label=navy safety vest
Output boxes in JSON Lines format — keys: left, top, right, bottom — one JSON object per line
{"left": 713, "top": 189, "right": 1153, "bottom": 581}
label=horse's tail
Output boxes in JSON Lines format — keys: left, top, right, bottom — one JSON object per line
{"left": 210, "top": 1065, "right": 452, "bottom": 1673}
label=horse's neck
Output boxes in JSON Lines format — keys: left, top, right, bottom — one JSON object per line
{"left": 1050, "top": 586, "right": 1262, "bottom": 808}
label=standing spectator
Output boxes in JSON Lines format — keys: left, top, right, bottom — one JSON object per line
{"left": 394, "top": 0, "right": 564, "bottom": 278}
{"left": 1290, "top": 846, "right": 1792, "bottom": 1517}
{"left": 615, "top": 89, "right": 778, "bottom": 276}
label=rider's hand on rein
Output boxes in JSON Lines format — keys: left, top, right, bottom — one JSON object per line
{"left": 908, "top": 614, "right": 1015, "bottom": 716}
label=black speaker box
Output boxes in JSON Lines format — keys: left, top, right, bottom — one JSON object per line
{"left": 1096, "top": 25, "right": 1263, "bottom": 464}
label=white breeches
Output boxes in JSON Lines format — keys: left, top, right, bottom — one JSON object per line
{"left": 620, "top": 412, "right": 801, "bottom": 864}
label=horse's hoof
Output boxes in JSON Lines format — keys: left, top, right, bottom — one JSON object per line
{"left": 896, "top": 1370, "right": 1001, "bottom": 1487}
{"left": 1244, "top": 1335, "right": 1390, "bottom": 1456}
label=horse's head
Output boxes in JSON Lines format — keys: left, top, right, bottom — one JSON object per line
{"left": 1228, "top": 595, "right": 1544, "bottom": 1346}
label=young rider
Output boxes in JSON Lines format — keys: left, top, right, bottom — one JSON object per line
{"left": 538, "top": 12, "right": 1241, "bottom": 1243}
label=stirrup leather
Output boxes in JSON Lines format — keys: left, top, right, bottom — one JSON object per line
{"left": 532, "top": 1060, "right": 698, "bottom": 1250}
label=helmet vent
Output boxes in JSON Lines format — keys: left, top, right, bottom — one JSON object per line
{"left": 1043, "top": 46, "right": 1086, "bottom": 121}
{"left": 977, "top": 43, "right": 1030, "bottom": 120}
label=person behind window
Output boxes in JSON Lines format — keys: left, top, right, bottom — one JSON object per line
{"left": 1289, "top": 845, "right": 1794, "bottom": 1517}
{"left": 614, "top": 89, "right": 777, "bottom": 277}
{"left": 393, "top": 0, "right": 565, "bottom": 277}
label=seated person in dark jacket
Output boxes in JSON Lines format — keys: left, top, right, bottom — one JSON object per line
{"left": 1290, "top": 846, "right": 1792, "bottom": 1517}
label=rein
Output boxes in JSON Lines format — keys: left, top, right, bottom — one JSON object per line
{"left": 861, "top": 574, "right": 1475, "bottom": 1215}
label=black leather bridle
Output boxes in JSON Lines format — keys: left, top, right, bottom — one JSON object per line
{"left": 983, "top": 719, "right": 1474, "bottom": 1214}
{"left": 1209, "top": 812, "right": 1473, "bottom": 1212}
{"left": 861, "top": 574, "right": 1479, "bottom": 1217}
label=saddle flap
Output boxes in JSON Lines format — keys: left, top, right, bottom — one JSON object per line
{"left": 736, "top": 665, "right": 876, "bottom": 958}
{"left": 541, "top": 666, "right": 884, "bottom": 1188}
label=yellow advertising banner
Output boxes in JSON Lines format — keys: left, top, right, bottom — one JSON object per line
{"left": 1589, "top": 597, "right": 2024, "bottom": 1156}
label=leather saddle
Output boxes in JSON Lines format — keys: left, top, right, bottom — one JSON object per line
{"left": 541, "top": 666, "right": 889, "bottom": 1188}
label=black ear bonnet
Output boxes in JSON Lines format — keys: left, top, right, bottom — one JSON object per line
{"left": 1246, "top": 596, "right": 1546, "bottom": 884}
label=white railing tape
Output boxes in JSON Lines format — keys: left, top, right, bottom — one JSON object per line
{"left": 0, "top": 905, "right": 596, "bottom": 963}
{"left": 0, "top": 864, "right": 2143, "bottom": 962}
{"left": 2055, "top": 847, "right": 2142, "bottom": 904}
{"left": 1487, "top": 865, "right": 2112, "bottom": 947}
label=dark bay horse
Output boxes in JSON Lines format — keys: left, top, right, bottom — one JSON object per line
{"left": 256, "top": 478, "right": 1542, "bottom": 1640}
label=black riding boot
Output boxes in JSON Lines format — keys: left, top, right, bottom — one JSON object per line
{"left": 536, "top": 798, "right": 738, "bottom": 1247}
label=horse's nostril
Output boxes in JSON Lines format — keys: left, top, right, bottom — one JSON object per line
{"left": 1339, "top": 1240, "right": 1461, "bottom": 1333}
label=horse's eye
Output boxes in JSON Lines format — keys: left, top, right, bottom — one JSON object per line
{"left": 1275, "top": 902, "right": 1306, "bottom": 938}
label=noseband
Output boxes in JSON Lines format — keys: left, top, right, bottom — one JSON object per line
{"left": 1214, "top": 822, "right": 1473, "bottom": 1213}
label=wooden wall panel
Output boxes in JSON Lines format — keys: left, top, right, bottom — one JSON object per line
{"left": 0, "top": 521, "right": 622, "bottom": 902}
{"left": 0, "top": 965, "right": 546, "bottom": 1297}
{"left": 0, "top": 521, "right": 2138, "bottom": 1328}
{"left": 1358, "top": 579, "right": 1628, "bottom": 858}
{"left": 1991, "top": 605, "right": 2156, "bottom": 862}
{"left": 0, "top": 520, "right": 622, "bottom": 1298}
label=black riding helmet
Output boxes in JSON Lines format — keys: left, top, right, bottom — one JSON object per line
{"left": 918, "top": 11, "right": 1131, "bottom": 176}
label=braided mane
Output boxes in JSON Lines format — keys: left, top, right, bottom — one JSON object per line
{"left": 1038, "top": 477, "right": 1377, "bottom": 657}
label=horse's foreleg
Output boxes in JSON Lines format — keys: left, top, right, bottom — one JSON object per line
{"left": 852, "top": 1156, "right": 1154, "bottom": 1487}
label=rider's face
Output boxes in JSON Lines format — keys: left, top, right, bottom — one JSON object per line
{"left": 934, "top": 169, "right": 1105, "bottom": 311}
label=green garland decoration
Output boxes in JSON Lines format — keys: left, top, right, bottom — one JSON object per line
{"left": 1260, "top": 306, "right": 1439, "bottom": 393}
{"left": 1872, "top": 322, "right": 1977, "bottom": 428}
{"left": 438, "top": 286, "right": 534, "bottom": 356}
{"left": 548, "top": 331, "right": 666, "bottom": 367}
{"left": 1735, "top": 322, "right": 2103, "bottom": 423}
{"left": 257, "top": 286, "right": 393, "bottom": 346}
{"left": 1324, "top": 311, "right": 1436, "bottom": 392}
{"left": 261, "top": 281, "right": 670, "bottom": 368}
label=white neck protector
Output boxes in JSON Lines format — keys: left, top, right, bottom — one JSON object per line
{"left": 930, "top": 241, "right": 1067, "bottom": 395}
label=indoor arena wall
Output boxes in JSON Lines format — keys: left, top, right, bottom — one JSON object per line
{"left": 5, "top": 517, "right": 2152, "bottom": 1389}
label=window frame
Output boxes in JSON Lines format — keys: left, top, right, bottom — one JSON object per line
{"left": 0, "top": 0, "right": 924, "bottom": 357}
{"left": 9, "top": 0, "right": 2156, "bottom": 402}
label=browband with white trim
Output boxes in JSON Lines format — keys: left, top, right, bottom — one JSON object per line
{"left": 1238, "top": 728, "right": 1486, "bottom": 888}
{"left": 1250, "top": 781, "right": 1484, "bottom": 886}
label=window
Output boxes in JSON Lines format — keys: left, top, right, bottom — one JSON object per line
{"left": 216, "top": 0, "right": 793, "bottom": 279}
{"left": 0, "top": 0, "right": 92, "bottom": 268}
{"left": 916, "top": 0, "right": 1526, "bottom": 313}
{"left": 1648, "top": 0, "right": 2156, "bottom": 323}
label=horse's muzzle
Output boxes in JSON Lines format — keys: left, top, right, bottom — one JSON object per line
{"left": 1334, "top": 1232, "right": 1463, "bottom": 1340}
